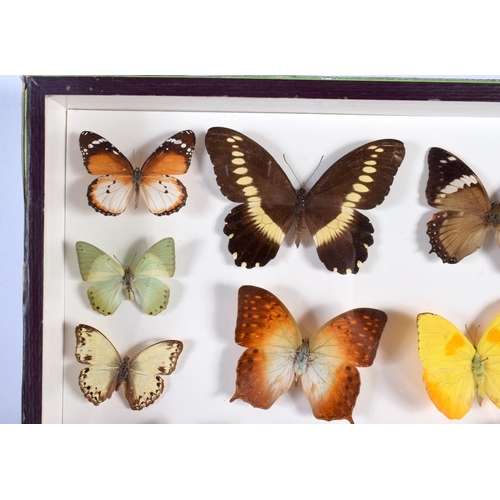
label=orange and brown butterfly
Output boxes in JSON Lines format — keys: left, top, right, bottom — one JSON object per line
{"left": 205, "top": 127, "right": 405, "bottom": 274}
{"left": 230, "top": 285, "right": 387, "bottom": 423}
{"left": 426, "top": 147, "right": 500, "bottom": 263}
{"left": 417, "top": 312, "right": 500, "bottom": 420}
{"left": 80, "top": 130, "right": 195, "bottom": 216}
{"left": 75, "top": 324, "right": 183, "bottom": 410}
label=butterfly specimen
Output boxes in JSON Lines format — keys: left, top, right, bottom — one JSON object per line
{"left": 426, "top": 147, "right": 500, "bottom": 263}
{"left": 205, "top": 127, "right": 404, "bottom": 274}
{"left": 76, "top": 238, "right": 175, "bottom": 316}
{"left": 417, "top": 312, "right": 500, "bottom": 419}
{"left": 230, "top": 285, "right": 387, "bottom": 423}
{"left": 75, "top": 324, "right": 183, "bottom": 410}
{"left": 80, "top": 130, "right": 195, "bottom": 216}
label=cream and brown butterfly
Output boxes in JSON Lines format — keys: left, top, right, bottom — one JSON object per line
{"left": 417, "top": 312, "right": 500, "bottom": 419}
{"left": 76, "top": 238, "right": 175, "bottom": 316}
{"left": 206, "top": 127, "right": 404, "bottom": 274}
{"left": 75, "top": 324, "right": 183, "bottom": 410}
{"left": 230, "top": 285, "right": 387, "bottom": 423}
{"left": 426, "top": 147, "right": 500, "bottom": 263}
{"left": 80, "top": 130, "right": 195, "bottom": 216}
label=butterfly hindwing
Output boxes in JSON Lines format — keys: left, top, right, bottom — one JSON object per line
{"left": 230, "top": 286, "right": 386, "bottom": 422}
{"left": 426, "top": 147, "right": 497, "bottom": 263}
{"left": 301, "top": 308, "right": 387, "bottom": 422}
{"left": 75, "top": 325, "right": 183, "bottom": 410}
{"left": 206, "top": 128, "right": 404, "bottom": 273}
{"left": 75, "top": 324, "right": 122, "bottom": 405}
{"left": 80, "top": 130, "right": 195, "bottom": 216}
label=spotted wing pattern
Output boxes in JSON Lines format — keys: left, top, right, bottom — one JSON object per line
{"left": 75, "top": 324, "right": 183, "bottom": 410}
{"left": 230, "top": 286, "right": 386, "bottom": 422}
{"left": 80, "top": 130, "right": 195, "bottom": 216}
{"left": 205, "top": 127, "right": 404, "bottom": 273}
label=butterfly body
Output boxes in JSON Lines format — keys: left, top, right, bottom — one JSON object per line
{"left": 483, "top": 201, "right": 500, "bottom": 228}
{"left": 75, "top": 324, "right": 183, "bottom": 410}
{"left": 80, "top": 130, "right": 195, "bottom": 216}
{"left": 230, "top": 286, "right": 387, "bottom": 422}
{"left": 76, "top": 238, "right": 175, "bottom": 316}
{"left": 417, "top": 312, "right": 500, "bottom": 419}
{"left": 206, "top": 127, "right": 404, "bottom": 274}
{"left": 426, "top": 147, "right": 500, "bottom": 263}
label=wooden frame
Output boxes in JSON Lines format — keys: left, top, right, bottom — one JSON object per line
{"left": 23, "top": 76, "right": 500, "bottom": 424}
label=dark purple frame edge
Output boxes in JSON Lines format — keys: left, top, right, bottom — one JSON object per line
{"left": 22, "top": 75, "right": 500, "bottom": 423}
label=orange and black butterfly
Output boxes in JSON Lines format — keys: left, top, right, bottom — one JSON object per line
{"left": 80, "top": 130, "right": 195, "bottom": 216}
{"left": 230, "top": 285, "right": 387, "bottom": 423}
{"left": 205, "top": 127, "right": 404, "bottom": 274}
{"left": 426, "top": 147, "right": 500, "bottom": 263}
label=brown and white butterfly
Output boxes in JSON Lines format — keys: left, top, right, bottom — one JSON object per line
{"left": 426, "top": 147, "right": 500, "bottom": 263}
{"left": 230, "top": 286, "right": 387, "bottom": 423}
{"left": 80, "top": 130, "right": 195, "bottom": 216}
{"left": 75, "top": 324, "right": 183, "bottom": 410}
{"left": 205, "top": 127, "right": 404, "bottom": 274}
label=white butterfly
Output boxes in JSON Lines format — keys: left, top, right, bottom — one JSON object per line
{"left": 75, "top": 324, "right": 183, "bottom": 410}
{"left": 76, "top": 238, "right": 175, "bottom": 316}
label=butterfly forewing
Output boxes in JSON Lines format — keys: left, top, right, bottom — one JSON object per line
{"left": 206, "top": 128, "right": 404, "bottom": 273}
{"left": 306, "top": 139, "right": 405, "bottom": 208}
{"left": 206, "top": 127, "right": 296, "bottom": 203}
{"left": 76, "top": 241, "right": 125, "bottom": 281}
{"left": 124, "top": 340, "right": 183, "bottom": 410}
{"left": 426, "top": 148, "right": 491, "bottom": 213}
{"left": 301, "top": 308, "right": 387, "bottom": 422}
{"left": 417, "top": 313, "right": 477, "bottom": 419}
{"left": 80, "top": 130, "right": 195, "bottom": 216}
{"left": 75, "top": 325, "right": 122, "bottom": 405}
{"left": 133, "top": 237, "right": 175, "bottom": 278}
{"left": 230, "top": 286, "right": 302, "bottom": 409}
{"left": 426, "top": 148, "right": 494, "bottom": 263}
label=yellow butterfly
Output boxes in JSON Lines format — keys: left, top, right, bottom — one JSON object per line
{"left": 75, "top": 324, "right": 183, "bottom": 410}
{"left": 417, "top": 312, "right": 500, "bottom": 419}
{"left": 76, "top": 238, "right": 175, "bottom": 316}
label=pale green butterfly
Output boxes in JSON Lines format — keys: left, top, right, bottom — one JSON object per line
{"left": 75, "top": 238, "right": 175, "bottom": 316}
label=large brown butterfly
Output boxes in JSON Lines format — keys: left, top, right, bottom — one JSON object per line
{"left": 205, "top": 127, "right": 405, "bottom": 274}
{"left": 230, "top": 285, "right": 387, "bottom": 423}
{"left": 80, "top": 130, "right": 195, "bottom": 216}
{"left": 426, "top": 147, "right": 500, "bottom": 263}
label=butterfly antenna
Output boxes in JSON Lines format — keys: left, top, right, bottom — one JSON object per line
{"left": 282, "top": 154, "right": 302, "bottom": 187}
{"left": 465, "top": 324, "right": 480, "bottom": 346}
{"left": 113, "top": 254, "right": 127, "bottom": 268}
{"left": 282, "top": 154, "right": 325, "bottom": 188}
{"left": 304, "top": 156, "right": 324, "bottom": 187}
